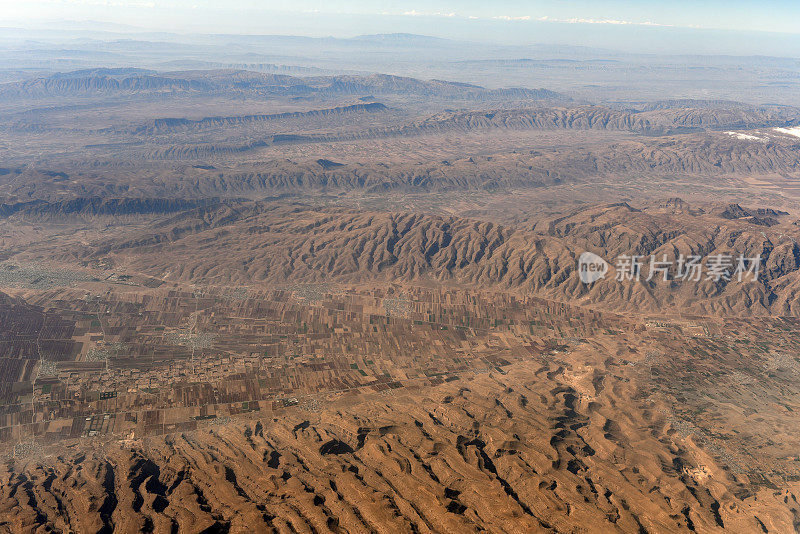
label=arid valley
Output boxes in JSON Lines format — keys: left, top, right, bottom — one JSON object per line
{"left": 1, "top": 14, "right": 800, "bottom": 533}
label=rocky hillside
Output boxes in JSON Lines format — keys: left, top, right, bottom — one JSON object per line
{"left": 2, "top": 344, "right": 794, "bottom": 533}
{"left": 63, "top": 200, "right": 800, "bottom": 316}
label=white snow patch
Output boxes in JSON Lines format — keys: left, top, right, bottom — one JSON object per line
{"left": 773, "top": 126, "right": 800, "bottom": 139}
{"left": 725, "top": 131, "right": 765, "bottom": 141}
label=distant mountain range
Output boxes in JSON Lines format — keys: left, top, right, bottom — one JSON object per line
{"left": 0, "top": 68, "right": 567, "bottom": 102}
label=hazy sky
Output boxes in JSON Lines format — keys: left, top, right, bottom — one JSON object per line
{"left": 1, "top": 0, "right": 798, "bottom": 34}
{"left": 1, "top": 0, "right": 800, "bottom": 55}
